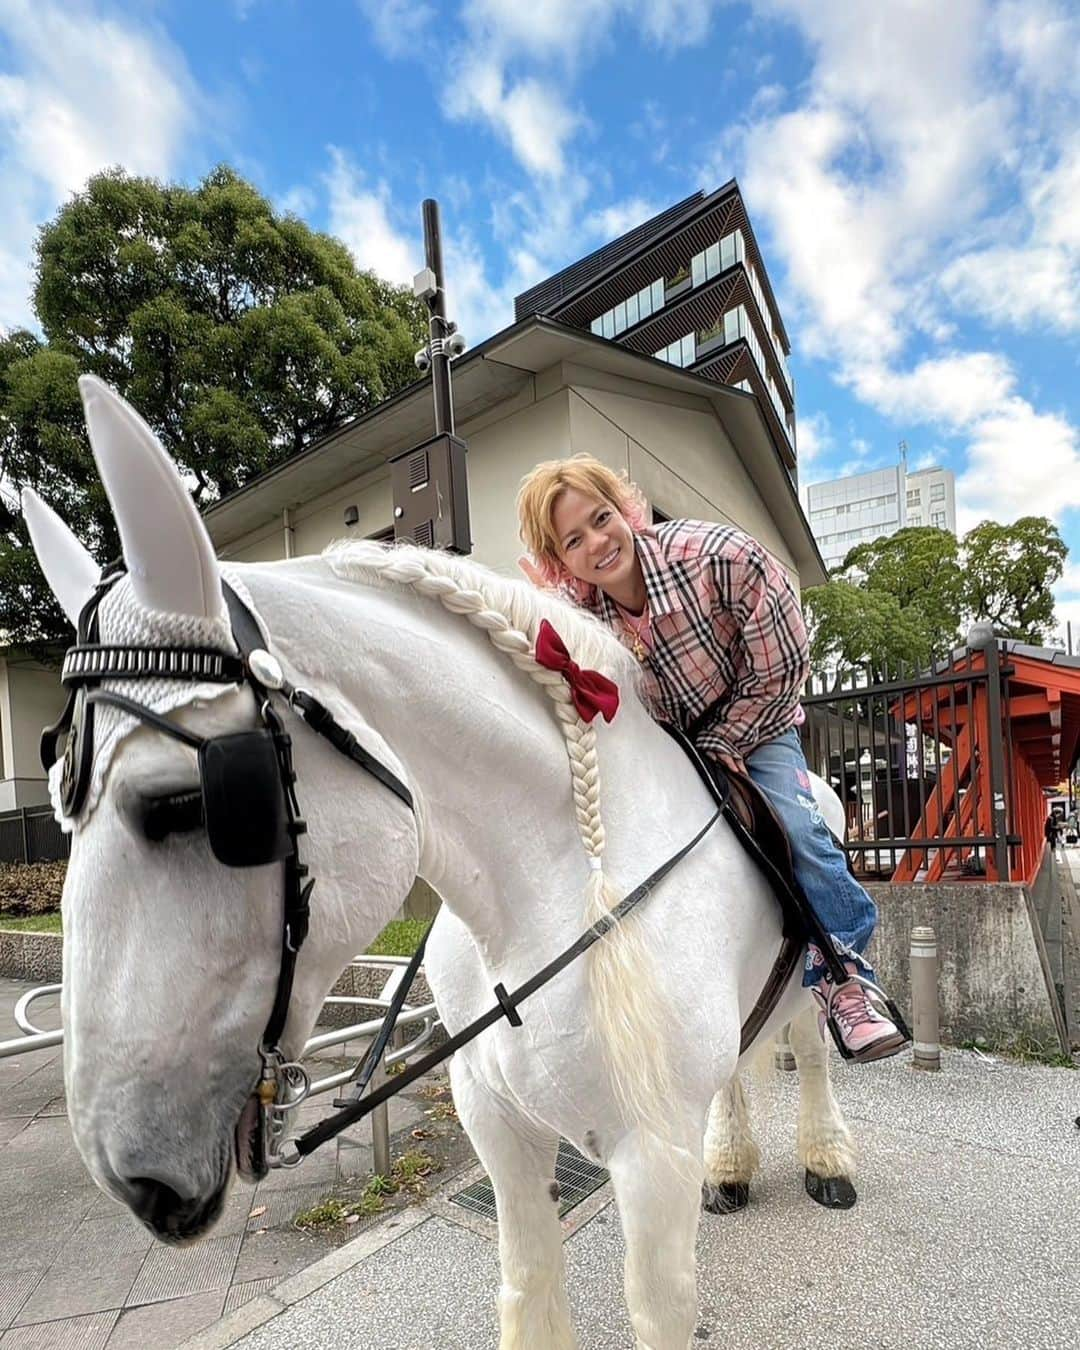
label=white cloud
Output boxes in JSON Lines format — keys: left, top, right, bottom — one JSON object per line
{"left": 941, "top": 142, "right": 1080, "bottom": 333}
{"left": 325, "top": 150, "right": 419, "bottom": 285}
{"left": 794, "top": 409, "right": 831, "bottom": 467}
{"left": 738, "top": 1, "right": 1012, "bottom": 365}
{"left": 324, "top": 148, "right": 529, "bottom": 347}
{"left": 714, "top": 0, "right": 1080, "bottom": 530}
{"left": 956, "top": 398, "right": 1080, "bottom": 530}
{"left": 443, "top": 58, "right": 580, "bottom": 180}
{"left": 0, "top": 0, "right": 197, "bottom": 330}
{"left": 584, "top": 197, "right": 658, "bottom": 240}
{"left": 357, "top": 0, "right": 437, "bottom": 60}
{"left": 850, "top": 352, "right": 1017, "bottom": 429}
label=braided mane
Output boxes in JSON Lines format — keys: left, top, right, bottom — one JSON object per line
{"left": 324, "top": 538, "right": 680, "bottom": 1147}
{"left": 325, "top": 540, "right": 640, "bottom": 686}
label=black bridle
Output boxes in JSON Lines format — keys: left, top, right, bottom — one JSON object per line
{"left": 43, "top": 568, "right": 730, "bottom": 1173}
{"left": 42, "top": 569, "right": 419, "bottom": 1175}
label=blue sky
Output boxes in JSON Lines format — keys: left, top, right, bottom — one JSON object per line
{"left": 1, "top": 1, "right": 1078, "bottom": 624}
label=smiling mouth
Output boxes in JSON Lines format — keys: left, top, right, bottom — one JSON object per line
{"left": 594, "top": 548, "right": 620, "bottom": 571}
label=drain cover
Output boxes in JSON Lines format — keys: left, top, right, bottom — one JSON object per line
{"left": 450, "top": 1140, "right": 609, "bottom": 1221}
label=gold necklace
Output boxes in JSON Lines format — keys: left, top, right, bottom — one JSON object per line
{"left": 619, "top": 608, "right": 650, "bottom": 662}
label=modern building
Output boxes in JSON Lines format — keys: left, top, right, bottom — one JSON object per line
{"left": 514, "top": 182, "right": 798, "bottom": 484}
{"left": 2, "top": 189, "right": 824, "bottom": 816}
{"left": 806, "top": 462, "right": 957, "bottom": 572}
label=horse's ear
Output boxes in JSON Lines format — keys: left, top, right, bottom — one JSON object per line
{"left": 21, "top": 488, "right": 100, "bottom": 628}
{"left": 78, "top": 375, "right": 225, "bottom": 622}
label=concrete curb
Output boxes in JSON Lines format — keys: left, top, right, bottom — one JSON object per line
{"left": 0, "top": 927, "right": 62, "bottom": 981}
{"left": 176, "top": 1205, "right": 433, "bottom": 1349}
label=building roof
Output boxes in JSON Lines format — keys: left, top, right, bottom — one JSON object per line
{"left": 513, "top": 181, "right": 792, "bottom": 352}
{"left": 203, "top": 313, "right": 826, "bottom": 584}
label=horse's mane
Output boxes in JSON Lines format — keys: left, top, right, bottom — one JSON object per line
{"left": 324, "top": 539, "right": 642, "bottom": 690}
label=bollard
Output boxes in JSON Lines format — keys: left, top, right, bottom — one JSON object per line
{"left": 910, "top": 926, "right": 941, "bottom": 1071}
{"left": 774, "top": 1022, "right": 797, "bottom": 1072}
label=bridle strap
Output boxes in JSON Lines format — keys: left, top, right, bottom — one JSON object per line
{"left": 83, "top": 689, "right": 206, "bottom": 750}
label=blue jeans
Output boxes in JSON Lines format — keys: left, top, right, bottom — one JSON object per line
{"left": 745, "top": 729, "right": 877, "bottom": 988}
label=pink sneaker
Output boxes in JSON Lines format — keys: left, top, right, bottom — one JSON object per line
{"left": 813, "top": 966, "right": 909, "bottom": 1062}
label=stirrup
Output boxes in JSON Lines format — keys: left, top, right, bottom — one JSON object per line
{"left": 819, "top": 971, "right": 912, "bottom": 1062}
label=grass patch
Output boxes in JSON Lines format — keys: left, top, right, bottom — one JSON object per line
{"left": 293, "top": 1152, "right": 438, "bottom": 1234}
{"left": 961, "top": 1034, "right": 1076, "bottom": 1069}
{"left": 364, "top": 918, "right": 428, "bottom": 958}
{"left": 293, "top": 1174, "right": 394, "bottom": 1231}
{"left": 0, "top": 911, "right": 62, "bottom": 933}
{"left": 391, "top": 1148, "right": 438, "bottom": 1194}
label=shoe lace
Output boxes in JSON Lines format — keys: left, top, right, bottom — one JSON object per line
{"left": 827, "top": 982, "right": 880, "bottom": 1030}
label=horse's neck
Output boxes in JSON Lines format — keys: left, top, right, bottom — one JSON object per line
{"left": 244, "top": 560, "right": 701, "bottom": 968}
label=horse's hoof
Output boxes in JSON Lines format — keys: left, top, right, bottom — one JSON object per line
{"left": 702, "top": 1181, "right": 749, "bottom": 1214}
{"left": 804, "top": 1170, "right": 857, "bottom": 1209}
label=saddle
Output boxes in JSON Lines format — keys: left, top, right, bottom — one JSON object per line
{"left": 660, "top": 720, "right": 850, "bottom": 1053}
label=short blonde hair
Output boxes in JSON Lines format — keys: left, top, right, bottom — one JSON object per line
{"left": 516, "top": 454, "right": 649, "bottom": 586}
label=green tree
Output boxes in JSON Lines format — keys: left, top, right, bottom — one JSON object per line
{"left": 962, "top": 517, "right": 1066, "bottom": 643}
{"left": 1, "top": 165, "right": 426, "bottom": 653}
{"left": 804, "top": 516, "right": 1067, "bottom": 676}
{"left": 836, "top": 526, "right": 963, "bottom": 657}
{"left": 803, "top": 578, "right": 937, "bottom": 678}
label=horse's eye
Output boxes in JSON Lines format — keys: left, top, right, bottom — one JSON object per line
{"left": 141, "top": 791, "right": 205, "bottom": 843}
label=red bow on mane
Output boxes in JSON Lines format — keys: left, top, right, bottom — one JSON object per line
{"left": 534, "top": 620, "right": 620, "bottom": 724}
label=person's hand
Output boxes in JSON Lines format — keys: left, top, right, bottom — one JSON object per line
{"left": 517, "top": 555, "right": 546, "bottom": 588}
{"left": 719, "top": 752, "right": 746, "bottom": 779}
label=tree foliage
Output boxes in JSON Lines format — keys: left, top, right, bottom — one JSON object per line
{"left": 805, "top": 517, "right": 1067, "bottom": 676}
{"left": 962, "top": 517, "right": 1066, "bottom": 642}
{"left": 0, "top": 165, "right": 426, "bottom": 654}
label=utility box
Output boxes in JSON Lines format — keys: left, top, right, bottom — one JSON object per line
{"left": 389, "top": 433, "right": 471, "bottom": 554}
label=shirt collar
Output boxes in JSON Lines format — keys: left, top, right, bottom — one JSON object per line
{"left": 592, "top": 528, "right": 683, "bottom": 624}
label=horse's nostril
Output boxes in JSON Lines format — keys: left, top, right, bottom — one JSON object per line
{"left": 124, "top": 1175, "right": 187, "bottom": 1227}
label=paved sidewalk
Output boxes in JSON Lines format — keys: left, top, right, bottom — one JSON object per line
{"left": 182, "top": 1048, "right": 1080, "bottom": 1350}
{"left": 0, "top": 977, "right": 473, "bottom": 1349}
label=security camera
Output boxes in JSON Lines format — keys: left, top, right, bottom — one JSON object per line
{"left": 446, "top": 332, "right": 467, "bottom": 358}
{"left": 414, "top": 347, "right": 431, "bottom": 373}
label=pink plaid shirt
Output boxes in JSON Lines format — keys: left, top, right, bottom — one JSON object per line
{"left": 576, "top": 520, "right": 809, "bottom": 761}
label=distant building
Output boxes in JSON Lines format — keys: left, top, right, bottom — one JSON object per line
{"left": 514, "top": 181, "right": 798, "bottom": 484}
{"left": 806, "top": 463, "right": 957, "bottom": 572}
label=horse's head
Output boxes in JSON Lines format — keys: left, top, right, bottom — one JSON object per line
{"left": 24, "top": 378, "right": 418, "bottom": 1242}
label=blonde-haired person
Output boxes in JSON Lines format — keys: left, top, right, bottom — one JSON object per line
{"left": 516, "top": 454, "right": 907, "bottom": 1062}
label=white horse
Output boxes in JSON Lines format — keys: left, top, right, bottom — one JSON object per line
{"left": 25, "top": 377, "right": 857, "bottom": 1350}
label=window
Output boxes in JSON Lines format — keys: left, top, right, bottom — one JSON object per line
{"left": 908, "top": 514, "right": 922, "bottom": 526}
{"left": 930, "top": 483, "right": 946, "bottom": 502}
{"left": 906, "top": 489, "right": 921, "bottom": 506}
{"left": 931, "top": 511, "right": 947, "bottom": 528}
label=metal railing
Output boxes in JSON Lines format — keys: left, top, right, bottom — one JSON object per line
{"left": 0, "top": 955, "right": 441, "bottom": 1177}
{"left": 801, "top": 637, "right": 1016, "bottom": 881}
{"left": 0, "top": 805, "right": 71, "bottom": 864}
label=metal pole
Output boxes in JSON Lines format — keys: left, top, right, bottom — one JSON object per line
{"left": 369, "top": 1047, "right": 391, "bottom": 1178}
{"left": 910, "top": 926, "right": 941, "bottom": 1070}
{"left": 422, "top": 199, "right": 455, "bottom": 437}
{"left": 19, "top": 807, "right": 30, "bottom": 864}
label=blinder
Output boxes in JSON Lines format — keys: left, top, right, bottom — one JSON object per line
{"left": 199, "top": 729, "right": 293, "bottom": 868}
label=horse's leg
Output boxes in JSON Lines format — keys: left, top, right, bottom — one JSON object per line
{"left": 608, "top": 1127, "right": 703, "bottom": 1350}
{"left": 450, "top": 1057, "right": 576, "bottom": 1350}
{"left": 788, "top": 1002, "right": 858, "bottom": 1208}
{"left": 701, "top": 1075, "right": 759, "bottom": 1213}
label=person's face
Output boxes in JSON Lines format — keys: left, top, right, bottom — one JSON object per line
{"left": 551, "top": 487, "right": 638, "bottom": 594}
